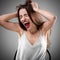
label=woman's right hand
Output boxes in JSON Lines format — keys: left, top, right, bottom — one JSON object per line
{"left": 31, "top": 2, "right": 39, "bottom": 12}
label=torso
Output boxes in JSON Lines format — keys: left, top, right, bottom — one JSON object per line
{"left": 18, "top": 29, "right": 47, "bottom": 46}
{"left": 25, "top": 30, "right": 42, "bottom": 45}
{"left": 16, "top": 29, "right": 47, "bottom": 60}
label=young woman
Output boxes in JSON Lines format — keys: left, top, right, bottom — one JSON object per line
{"left": 0, "top": 0, "right": 56, "bottom": 60}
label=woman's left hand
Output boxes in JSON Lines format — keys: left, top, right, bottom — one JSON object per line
{"left": 31, "top": 2, "right": 39, "bottom": 12}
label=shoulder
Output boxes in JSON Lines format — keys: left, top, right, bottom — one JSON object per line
{"left": 17, "top": 29, "right": 25, "bottom": 37}
{"left": 40, "top": 21, "right": 49, "bottom": 35}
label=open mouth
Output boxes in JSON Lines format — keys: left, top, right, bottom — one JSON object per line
{"left": 24, "top": 22, "right": 30, "bottom": 28}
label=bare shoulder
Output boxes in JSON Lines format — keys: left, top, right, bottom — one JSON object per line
{"left": 40, "top": 23, "right": 48, "bottom": 36}
{"left": 42, "top": 19, "right": 55, "bottom": 34}
{"left": 0, "top": 20, "right": 23, "bottom": 34}
{"left": 15, "top": 23, "right": 24, "bottom": 35}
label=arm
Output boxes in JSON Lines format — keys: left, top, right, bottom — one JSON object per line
{"left": 0, "top": 12, "right": 17, "bottom": 21}
{"left": 31, "top": 2, "right": 56, "bottom": 34}
{"left": 37, "top": 9, "right": 56, "bottom": 33}
{"left": 0, "top": 12, "right": 21, "bottom": 33}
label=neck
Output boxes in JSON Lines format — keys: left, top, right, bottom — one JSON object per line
{"left": 28, "top": 28, "right": 38, "bottom": 34}
{"left": 27, "top": 22, "right": 39, "bottom": 34}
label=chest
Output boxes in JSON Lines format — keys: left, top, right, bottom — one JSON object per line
{"left": 26, "top": 32, "right": 41, "bottom": 45}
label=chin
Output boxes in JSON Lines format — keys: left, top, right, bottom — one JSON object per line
{"left": 26, "top": 27, "right": 31, "bottom": 31}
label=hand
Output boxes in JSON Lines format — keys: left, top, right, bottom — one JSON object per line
{"left": 31, "top": 2, "right": 39, "bottom": 12}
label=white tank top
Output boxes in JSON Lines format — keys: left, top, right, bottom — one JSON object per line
{"left": 16, "top": 32, "right": 47, "bottom": 60}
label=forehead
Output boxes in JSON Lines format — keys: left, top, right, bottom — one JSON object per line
{"left": 19, "top": 8, "right": 27, "bottom": 15}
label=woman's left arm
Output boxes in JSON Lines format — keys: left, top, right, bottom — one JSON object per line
{"left": 37, "top": 9, "right": 56, "bottom": 33}
{"left": 31, "top": 2, "right": 56, "bottom": 33}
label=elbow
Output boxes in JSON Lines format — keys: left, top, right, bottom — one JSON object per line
{"left": 51, "top": 16, "right": 56, "bottom": 25}
{"left": 0, "top": 17, "right": 2, "bottom": 25}
{"left": 0, "top": 16, "right": 4, "bottom": 21}
{"left": 0, "top": 16, "right": 1, "bottom": 20}
{"left": 0, "top": 16, "right": 4, "bottom": 25}
{"left": 0, "top": 20, "right": 2, "bottom": 25}
{"left": 52, "top": 16, "right": 56, "bottom": 20}
{"left": 0, "top": 15, "right": 8, "bottom": 21}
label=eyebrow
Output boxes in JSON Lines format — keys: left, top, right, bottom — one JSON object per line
{"left": 19, "top": 13, "right": 28, "bottom": 16}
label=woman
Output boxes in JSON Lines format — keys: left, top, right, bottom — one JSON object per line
{"left": 0, "top": 0, "right": 56, "bottom": 60}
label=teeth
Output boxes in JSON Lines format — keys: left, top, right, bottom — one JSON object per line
{"left": 24, "top": 22, "right": 29, "bottom": 25}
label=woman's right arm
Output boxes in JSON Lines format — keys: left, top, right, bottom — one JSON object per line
{"left": 0, "top": 12, "right": 17, "bottom": 21}
{"left": 0, "top": 12, "right": 22, "bottom": 33}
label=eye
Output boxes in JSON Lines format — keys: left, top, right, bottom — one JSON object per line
{"left": 19, "top": 15, "right": 22, "bottom": 19}
{"left": 24, "top": 14, "right": 28, "bottom": 17}
{"left": 19, "top": 14, "right": 29, "bottom": 19}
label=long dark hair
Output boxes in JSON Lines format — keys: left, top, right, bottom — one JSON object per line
{"left": 17, "top": 0, "right": 51, "bottom": 48}
{"left": 17, "top": 0, "right": 44, "bottom": 30}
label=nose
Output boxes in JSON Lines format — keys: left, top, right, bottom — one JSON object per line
{"left": 21, "top": 16, "right": 26, "bottom": 22}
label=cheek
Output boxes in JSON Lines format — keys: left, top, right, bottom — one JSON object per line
{"left": 20, "top": 19, "right": 22, "bottom": 23}
{"left": 26, "top": 17, "right": 30, "bottom": 20}
{"left": 25, "top": 17, "right": 31, "bottom": 22}
{"left": 19, "top": 19, "right": 24, "bottom": 24}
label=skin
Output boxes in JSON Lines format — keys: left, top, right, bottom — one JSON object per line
{"left": 19, "top": 8, "right": 38, "bottom": 33}
{"left": 0, "top": 2, "right": 56, "bottom": 45}
{"left": 19, "top": 8, "right": 42, "bottom": 45}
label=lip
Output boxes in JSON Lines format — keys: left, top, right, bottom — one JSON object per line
{"left": 24, "top": 22, "right": 30, "bottom": 28}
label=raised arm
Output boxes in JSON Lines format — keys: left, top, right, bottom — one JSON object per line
{"left": 37, "top": 9, "right": 56, "bottom": 32}
{"left": 31, "top": 2, "right": 56, "bottom": 34}
{"left": 0, "top": 12, "right": 17, "bottom": 21}
{"left": 0, "top": 12, "right": 22, "bottom": 33}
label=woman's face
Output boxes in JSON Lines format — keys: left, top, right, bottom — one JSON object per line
{"left": 19, "top": 8, "right": 36, "bottom": 31}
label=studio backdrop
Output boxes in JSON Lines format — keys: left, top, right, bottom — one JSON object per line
{"left": 0, "top": 0, "right": 60, "bottom": 60}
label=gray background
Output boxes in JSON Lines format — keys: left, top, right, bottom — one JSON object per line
{"left": 0, "top": 0, "right": 60, "bottom": 60}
